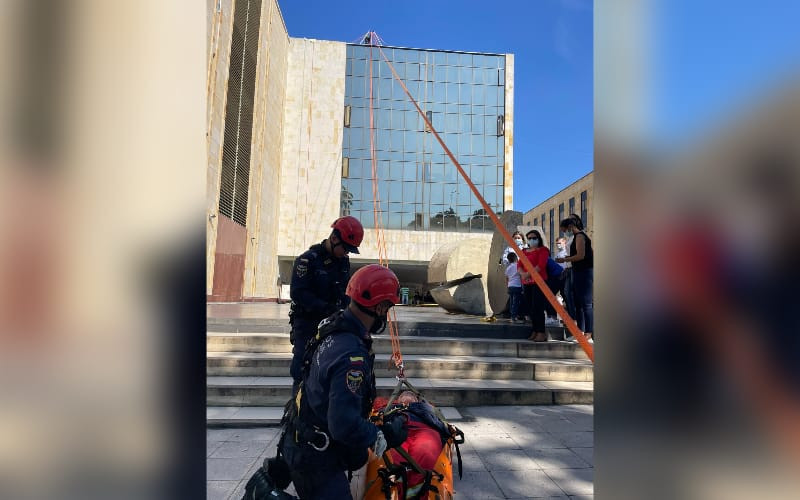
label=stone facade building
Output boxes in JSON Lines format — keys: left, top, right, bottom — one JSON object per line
{"left": 207, "top": 0, "right": 514, "bottom": 301}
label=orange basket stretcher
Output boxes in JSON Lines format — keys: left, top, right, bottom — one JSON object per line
{"left": 362, "top": 378, "right": 465, "bottom": 500}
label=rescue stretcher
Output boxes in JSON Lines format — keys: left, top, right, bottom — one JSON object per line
{"left": 362, "top": 377, "right": 465, "bottom": 500}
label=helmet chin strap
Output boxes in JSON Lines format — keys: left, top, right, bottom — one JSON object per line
{"left": 329, "top": 231, "right": 346, "bottom": 255}
{"left": 355, "top": 302, "right": 387, "bottom": 334}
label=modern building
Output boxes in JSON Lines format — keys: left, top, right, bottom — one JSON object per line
{"left": 523, "top": 171, "right": 593, "bottom": 251}
{"left": 207, "top": 0, "right": 514, "bottom": 301}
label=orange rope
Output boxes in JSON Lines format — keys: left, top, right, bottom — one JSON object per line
{"left": 375, "top": 44, "right": 594, "bottom": 362}
{"left": 367, "top": 44, "right": 404, "bottom": 376}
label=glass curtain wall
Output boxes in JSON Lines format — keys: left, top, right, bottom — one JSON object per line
{"left": 341, "top": 44, "right": 506, "bottom": 232}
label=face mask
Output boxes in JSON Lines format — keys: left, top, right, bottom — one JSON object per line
{"left": 529, "top": 238, "right": 539, "bottom": 246}
{"left": 369, "top": 312, "right": 387, "bottom": 334}
{"left": 557, "top": 243, "right": 565, "bottom": 250}
{"left": 514, "top": 239, "right": 523, "bottom": 246}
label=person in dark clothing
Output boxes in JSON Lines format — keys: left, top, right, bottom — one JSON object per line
{"left": 289, "top": 216, "right": 364, "bottom": 394}
{"left": 280, "top": 264, "right": 407, "bottom": 500}
{"left": 557, "top": 216, "right": 594, "bottom": 341}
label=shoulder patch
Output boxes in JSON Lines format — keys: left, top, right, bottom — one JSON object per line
{"left": 323, "top": 258, "right": 332, "bottom": 265}
{"left": 295, "top": 263, "right": 308, "bottom": 278}
{"left": 346, "top": 369, "right": 364, "bottom": 394}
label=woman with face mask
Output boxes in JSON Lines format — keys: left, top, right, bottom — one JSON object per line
{"left": 501, "top": 231, "right": 527, "bottom": 266}
{"left": 519, "top": 229, "right": 550, "bottom": 342}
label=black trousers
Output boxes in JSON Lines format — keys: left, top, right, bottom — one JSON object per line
{"left": 545, "top": 274, "right": 566, "bottom": 318}
{"left": 523, "top": 283, "right": 546, "bottom": 333}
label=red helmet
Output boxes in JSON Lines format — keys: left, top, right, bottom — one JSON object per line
{"left": 331, "top": 216, "right": 364, "bottom": 254}
{"left": 347, "top": 264, "right": 400, "bottom": 307}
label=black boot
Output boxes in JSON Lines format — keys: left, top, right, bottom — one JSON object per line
{"left": 241, "top": 457, "right": 296, "bottom": 500}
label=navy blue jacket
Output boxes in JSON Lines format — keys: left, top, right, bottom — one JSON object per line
{"left": 302, "top": 309, "right": 377, "bottom": 450}
{"left": 290, "top": 241, "right": 350, "bottom": 320}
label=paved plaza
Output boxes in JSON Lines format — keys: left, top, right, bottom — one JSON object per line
{"left": 207, "top": 404, "right": 593, "bottom": 499}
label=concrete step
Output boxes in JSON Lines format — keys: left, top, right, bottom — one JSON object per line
{"left": 206, "top": 352, "right": 593, "bottom": 382}
{"left": 207, "top": 316, "right": 570, "bottom": 340}
{"left": 207, "top": 405, "right": 464, "bottom": 427}
{"left": 207, "top": 376, "right": 593, "bottom": 407}
{"left": 207, "top": 333, "right": 589, "bottom": 360}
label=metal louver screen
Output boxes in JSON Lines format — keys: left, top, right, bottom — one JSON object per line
{"left": 219, "top": 0, "right": 262, "bottom": 226}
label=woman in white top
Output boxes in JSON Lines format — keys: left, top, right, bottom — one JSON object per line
{"left": 502, "top": 231, "right": 527, "bottom": 265}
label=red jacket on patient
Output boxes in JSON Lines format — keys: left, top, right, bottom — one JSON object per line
{"left": 373, "top": 392, "right": 446, "bottom": 490}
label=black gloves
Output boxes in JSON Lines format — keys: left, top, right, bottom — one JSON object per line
{"left": 380, "top": 413, "right": 409, "bottom": 449}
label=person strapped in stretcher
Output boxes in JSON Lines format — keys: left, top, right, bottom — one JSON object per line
{"left": 364, "top": 391, "right": 465, "bottom": 500}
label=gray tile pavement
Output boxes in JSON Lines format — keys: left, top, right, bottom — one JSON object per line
{"left": 206, "top": 405, "right": 593, "bottom": 499}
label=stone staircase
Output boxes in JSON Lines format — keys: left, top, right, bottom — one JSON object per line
{"left": 207, "top": 309, "right": 593, "bottom": 427}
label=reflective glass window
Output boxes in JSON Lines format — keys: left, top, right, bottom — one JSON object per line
{"left": 483, "top": 115, "right": 496, "bottom": 135}
{"left": 446, "top": 82, "right": 458, "bottom": 102}
{"left": 472, "top": 85, "right": 485, "bottom": 104}
{"left": 429, "top": 183, "right": 444, "bottom": 204}
{"left": 350, "top": 129, "right": 364, "bottom": 149}
{"left": 391, "top": 110, "right": 404, "bottom": 129}
{"left": 459, "top": 66, "right": 471, "bottom": 84}
{"left": 402, "top": 164, "right": 416, "bottom": 182}
{"left": 459, "top": 114, "right": 471, "bottom": 134}
{"left": 351, "top": 107, "right": 366, "bottom": 128}
{"left": 446, "top": 66, "right": 459, "bottom": 83}
{"left": 405, "top": 131, "right": 418, "bottom": 151}
{"left": 445, "top": 113, "right": 458, "bottom": 133}
{"left": 396, "top": 62, "right": 408, "bottom": 80}
{"left": 470, "top": 165, "right": 484, "bottom": 184}
{"left": 471, "top": 115, "right": 484, "bottom": 134}
{"left": 353, "top": 60, "right": 366, "bottom": 77}
{"left": 458, "top": 84, "right": 470, "bottom": 104}
{"left": 458, "top": 133, "right": 471, "bottom": 154}
{"left": 485, "top": 136, "right": 497, "bottom": 155}
{"left": 375, "top": 108, "right": 390, "bottom": 129}
{"left": 472, "top": 135, "right": 485, "bottom": 155}
{"left": 429, "top": 164, "right": 445, "bottom": 183}
{"left": 407, "top": 62, "right": 419, "bottom": 81}
{"left": 352, "top": 78, "right": 365, "bottom": 98}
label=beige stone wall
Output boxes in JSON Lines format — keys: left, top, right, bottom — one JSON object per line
{"left": 503, "top": 54, "right": 514, "bottom": 211}
{"left": 522, "top": 171, "right": 594, "bottom": 243}
{"left": 355, "top": 229, "right": 490, "bottom": 264}
{"left": 277, "top": 38, "right": 348, "bottom": 257}
{"left": 242, "top": 0, "right": 290, "bottom": 299}
{"left": 206, "top": 0, "right": 236, "bottom": 293}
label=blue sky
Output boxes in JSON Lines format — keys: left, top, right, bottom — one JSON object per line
{"left": 278, "top": 0, "right": 593, "bottom": 212}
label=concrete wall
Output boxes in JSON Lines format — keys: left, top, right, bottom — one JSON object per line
{"left": 242, "top": 0, "right": 290, "bottom": 299}
{"left": 503, "top": 54, "right": 514, "bottom": 211}
{"left": 276, "top": 38, "right": 348, "bottom": 258}
{"left": 206, "top": 0, "right": 290, "bottom": 298}
{"left": 206, "top": 0, "right": 236, "bottom": 293}
{"left": 523, "top": 171, "right": 594, "bottom": 243}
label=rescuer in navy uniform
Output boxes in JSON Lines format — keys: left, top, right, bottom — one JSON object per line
{"left": 289, "top": 216, "right": 364, "bottom": 394}
{"left": 280, "top": 264, "right": 408, "bottom": 499}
